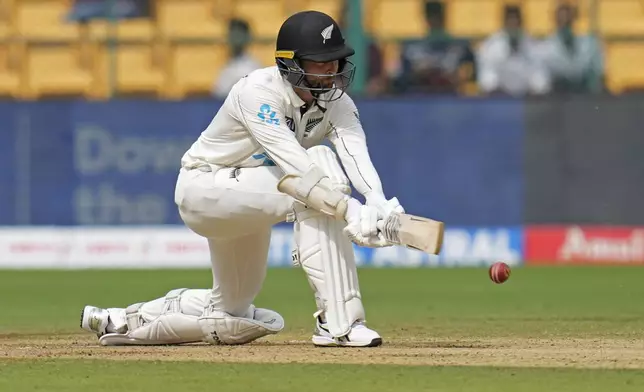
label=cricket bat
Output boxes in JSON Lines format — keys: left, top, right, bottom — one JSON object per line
{"left": 377, "top": 212, "right": 444, "bottom": 255}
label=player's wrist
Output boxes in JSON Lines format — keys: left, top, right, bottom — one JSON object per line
{"left": 364, "top": 192, "right": 386, "bottom": 206}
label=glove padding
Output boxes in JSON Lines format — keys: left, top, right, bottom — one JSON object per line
{"left": 343, "top": 198, "right": 392, "bottom": 248}
{"left": 366, "top": 193, "right": 405, "bottom": 221}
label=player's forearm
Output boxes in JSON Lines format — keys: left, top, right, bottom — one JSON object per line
{"left": 334, "top": 137, "right": 384, "bottom": 197}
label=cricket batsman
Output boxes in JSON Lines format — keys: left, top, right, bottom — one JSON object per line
{"left": 80, "top": 10, "right": 404, "bottom": 348}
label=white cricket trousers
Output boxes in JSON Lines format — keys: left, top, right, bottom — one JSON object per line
{"left": 174, "top": 165, "right": 293, "bottom": 317}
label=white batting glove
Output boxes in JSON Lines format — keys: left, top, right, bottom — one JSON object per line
{"left": 365, "top": 193, "right": 405, "bottom": 221}
{"left": 343, "top": 198, "right": 391, "bottom": 248}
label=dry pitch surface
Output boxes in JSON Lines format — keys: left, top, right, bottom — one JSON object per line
{"left": 2, "top": 334, "right": 644, "bottom": 369}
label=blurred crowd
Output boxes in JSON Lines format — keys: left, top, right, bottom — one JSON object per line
{"left": 67, "top": 0, "right": 605, "bottom": 98}
{"left": 213, "top": 0, "right": 605, "bottom": 98}
{"left": 388, "top": 1, "right": 603, "bottom": 97}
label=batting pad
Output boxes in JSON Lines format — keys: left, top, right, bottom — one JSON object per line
{"left": 199, "top": 305, "right": 284, "bottom": 345}
{"left": 99, "top": 288, "right": 205, "bottom": 346}
{"left": 294, "top": 211, "right": 365, "bottom": 338}
{"left": 98, "top": 289, "right": 284, "bottom": 346}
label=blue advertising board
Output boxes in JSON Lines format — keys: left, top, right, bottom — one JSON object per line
{"left": 0, "top": 98, "right": 523, "bottom": 226}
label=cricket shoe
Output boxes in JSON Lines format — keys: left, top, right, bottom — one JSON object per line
{"left": 80, "top": 305, "right": 110, "bottom": 337}
{"left": 312, "top": 318, "right": 383, "bottom": 347}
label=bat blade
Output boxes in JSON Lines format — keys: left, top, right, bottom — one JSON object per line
{"left": 378, "top": 213, "right": 444, "bottom": 255}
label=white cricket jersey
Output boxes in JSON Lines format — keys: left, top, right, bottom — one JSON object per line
{"left": 181, "top": 66, "right": 383, "bottom": 196}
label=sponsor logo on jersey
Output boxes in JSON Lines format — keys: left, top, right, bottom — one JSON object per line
{"left": 257, "top": 104, "right": 280, "bottom": 126}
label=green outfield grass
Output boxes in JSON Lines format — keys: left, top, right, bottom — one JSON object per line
{"left": 1, "top": 266, "right": 644, "bottom": 391}
{"left": 2, "top": 359, "right": 644, "bottom": 392}
{"left": 2, "top": 266, "right": 644, "bottom": 337}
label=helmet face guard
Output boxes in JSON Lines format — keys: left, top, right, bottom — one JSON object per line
{"left": 277, "top": 55, "right": 355, "bottom": 102}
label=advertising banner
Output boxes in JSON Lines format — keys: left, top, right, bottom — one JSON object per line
{"left": 525, "top": 225, "right": 644, "bottom": 264}
{"left": 0, "top": 99, "right": 523, "bottom": 226}
{"left": 0, "top": 226, "right": 524, "bottom": 269}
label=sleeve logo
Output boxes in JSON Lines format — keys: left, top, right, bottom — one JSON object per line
{"left": 257, "top": 104, "right": 280, "bottom": 126}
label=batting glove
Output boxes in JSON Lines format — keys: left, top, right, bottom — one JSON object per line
{"left": 343, "top": 198, "right": 391, "bottom": 248}
{"left": 365, "top": 192, "right": 405, "bottom": 221}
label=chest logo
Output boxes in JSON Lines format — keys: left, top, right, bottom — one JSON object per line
{"left": 304, "top": 117, "right": 324, "bottom": 136}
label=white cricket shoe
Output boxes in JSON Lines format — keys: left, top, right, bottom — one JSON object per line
{"left": 80, "top": 305, "right": 110, "bottom": 337}
{"left": 312, "top": 318, "right": 383, "bottom": 347}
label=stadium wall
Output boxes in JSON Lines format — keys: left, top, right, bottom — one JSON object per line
{"left": 0, "top": 97, "right": 641, "bottom": 268}
{"left": 523, "top": 95, "right": 644, "bottom": 225}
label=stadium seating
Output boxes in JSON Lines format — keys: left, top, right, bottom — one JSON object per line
{"left": 0, "top": 42, "right": 22, "bottom": 98}
{"left": 598, "top": 0, "right": 644, "bottom": 36}
{"left": 0, "top": 0, "right": 642, "bottom": 98}
{"left": 0, "top": 0, "right": 13, "bottom": 40}
{"left": 605, "top": 42, "right": 644, "bottom": 93}
{"left": 233, "top": 0, "right": 287, "bottom": 38}
{"left": 366, "top": 0, "right": 426, "bottom": 39}
{"left": 296, "top": 0, "right": 342, "bottom": 20}
{"left": 157, "top": 0, "right": 227, "bottom": 39}
{"left": 22, "top": 42, "right": 95, "bottom": 98}
{"left": 84, "top": 18, "right": 156, "bottom": 41}
{"left": 446, "top": 0, "right": 504, "bottom": 37}
{"left": 166, "top": 42, "right": 228, "bottom": 98}
{"left": 15, "top": 0, "right": 80, "bottom": 40}
{"left": 106, "top": 42, "right": 169, "bottom": 97}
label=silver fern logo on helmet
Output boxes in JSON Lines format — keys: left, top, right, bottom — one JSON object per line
{"left": 321, "top": 24, "right": 333, "bottom": 44}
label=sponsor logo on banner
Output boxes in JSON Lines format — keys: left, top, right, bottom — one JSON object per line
{"left": 437, "top": 227, "right": 522, "bottom": 267}
{"left": 525, "top": 225, "right": 644, "bottom": 264}
{"left": 0, "top": 226, "right": 523, "bottom": 269}
{"left": 0, "top": 227, "right": 212, "bottom": 269}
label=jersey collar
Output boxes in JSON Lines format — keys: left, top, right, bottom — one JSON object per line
{"left": 281, "top": 74, "right": 306, "bottom": 108}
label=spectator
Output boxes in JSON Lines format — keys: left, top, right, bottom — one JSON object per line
{"left": 391, "top": 1, "right": 476, "bottom": 95}
{"left": 476, "top": 5, "right": 550, "bottom": 96}
{"left": 212, "top": 18, "right": 262, "bottom": 99}
{"left": 338, "top": 0, "right": 387, "bottom": 96}
{"left": 539, "top": 3, "right": 604, "bottom": 94}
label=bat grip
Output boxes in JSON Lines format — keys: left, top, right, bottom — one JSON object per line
{"left": 377, "top": 213, "right": 402, "bottom": 244}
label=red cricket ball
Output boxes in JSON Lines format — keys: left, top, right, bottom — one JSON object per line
{"left": 489, "top": 262, "right": 511, "bottom": 284}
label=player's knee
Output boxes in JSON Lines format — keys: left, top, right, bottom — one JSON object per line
{"left": 306, "top": 145, "right": 350, "bottom": 195}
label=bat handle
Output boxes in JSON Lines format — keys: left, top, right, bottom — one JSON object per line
{"left": 377, "top": 213, "right": 402, "bottom": 244}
